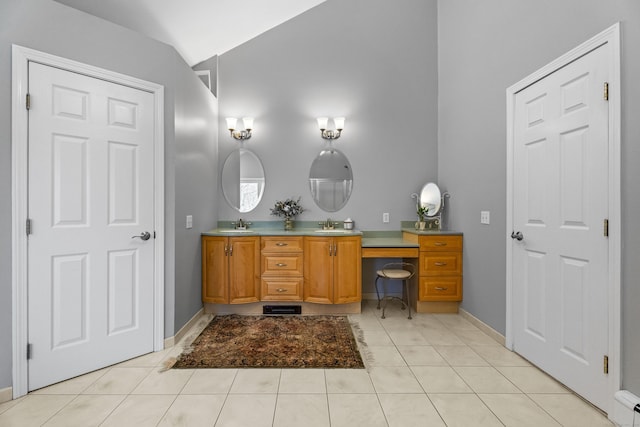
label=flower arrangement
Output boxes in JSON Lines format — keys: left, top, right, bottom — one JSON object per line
{"left": 270, "top": 197, "right": 305, "bottom": 220}
{"left": 417, "top": 205, "right": 429, "bottom": 222}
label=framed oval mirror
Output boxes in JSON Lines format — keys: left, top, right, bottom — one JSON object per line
{"left": 221, "top": 148, "right": 265, "bottom": 213}
{"left": 309, "top": 149, "right": 353, "bottom": 212}
{"left": 419, "top": 182, "right": 441, "bottom": 216}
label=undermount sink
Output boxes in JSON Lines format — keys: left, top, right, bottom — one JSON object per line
{"left": 314, "top": 229, "right": 353, "bottom": 233}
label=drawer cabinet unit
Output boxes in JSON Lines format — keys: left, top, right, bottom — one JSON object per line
{"left": 303, "top": 236, "right": 362, "bottom": 304}
{"left": 404, "top": 232, "right": 463, "bottom": 313}
{"left": 261, "top": 236, "right": 304, "bottom": 301}
{"left": 201, "top": 236, "right": 260, "bottom": 304}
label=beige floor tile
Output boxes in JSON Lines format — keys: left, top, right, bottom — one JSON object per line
{"left": 368, "top": 366, "right": 424, "bottom": 393}
{"left": 42, "top": 395, "right": 125, "bottom": 427}
{"left": 479, "top": 393, "right": 561, "bottom": 426}
{"left": 31, "top": 368, "right": 109, "bottom": 395}
{"left": 366, "top": 345, "right": 407, "bottom": 366}
{"left": 82, "top": 367, "right": 152, "bottom": 394}
{"left": 454, "top": 366, "right": 520, "bottom": 393}
{"left": 273, "top": 394, "right": 330, "bottom": 427}
{"left": 0, "top": 395, "right": 75, "bottom": 427}
{"left": 454, "top": 329, "right": 501, "bottom": 346}
{"left": 411, "top": 366, "right": 472, "bottom": 393}
{"left": 471, "top": 345, "right": 531, "bottom": 367}
{"left": 497, "top": 366, "right": 570, "bottom": 393}
{"left": 215, "top": 394, "right": 277, "bottom": 427}
{"left": 181, "top": 369, "right": 237, "bottom": 394}
{"left": 432, "top": 313, "right": 480, "bottom": 331}
{"left": 325, "top": 369, "right": 375, "bottom": 393}
{"left": 158, "top": 394, "right": 226, "bottom": 427}
{"left": 397, "top": 345, "right": 448, "bottom": 366}
{"left": 435, "top": 345, "right": 490, "bottom": 366}
{"left": 132, "top": 368, "right": 194, "bottom": 394}
{"left": 379, "top": 393, "right": 446, "bottom": 427}
{"left": 429, "top": 393, "right": 503, "bottom": 427}
{"left": 361, "top": 330, "right": 394, "bottom": 345}
{"left": 100, "top": 394, "right": 176, "bottom": 427}
{"left": 0, "top": 396, "right": 25, "bottom": 415}
{"left": 420, "top": 329, "right": 466, "bottom": 345}
{"left": 327, "top": 394, "right": 387, "bottom": 427}
{"left": 529, "top": 394, "right": 614, "bottom": 426}
{"left": 387, "top": 329, "right": 430, "bottom": 346}
{"left": 230, "top": 369, "right": 281, "bottom": 394}
{"left": 278, "top": 369, "right": 326, "bottom": 394}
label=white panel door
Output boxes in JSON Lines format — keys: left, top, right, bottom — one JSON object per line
{"left": 512, "top": 44, "right": 609, "bottom": 410}
{"left": 27, "top": 62, "right": 155, "bottom": 390}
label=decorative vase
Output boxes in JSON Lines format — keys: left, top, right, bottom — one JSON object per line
{"left": 419, "top": 221, "right": 426, "bottom": 230}
{"left": 284, "top": 218, "right": 294, "bottom": 230}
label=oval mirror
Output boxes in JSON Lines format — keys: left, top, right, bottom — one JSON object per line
{"left": 221, "top": 148, "right": 265, "bottom": 213}
{"left": 419, "top": 182, "right": 441, "bottom": 216}
{"left": 309, "top": 148, "right": 353, "bottom": 212}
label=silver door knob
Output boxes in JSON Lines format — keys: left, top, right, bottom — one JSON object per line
{"left": 132, "top": 231, "right": 151, "bottom": 241}
{"left": 511, "top": 231, "right": 524, "bottom": 241}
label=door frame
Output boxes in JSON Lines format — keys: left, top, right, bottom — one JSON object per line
{"left": 11, "top": 45, "right": 165, "bottom": 398}
{"left": 505, "top": 23, "right": 621, "bottom": 413}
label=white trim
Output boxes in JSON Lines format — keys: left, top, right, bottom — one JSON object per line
{"left": 0, "top": 387, "right": 12, "bottom": 404}
{"left": 11, "top": 45, "right": 165, "bottom": 399}
{"left": 505, "top": 23, "right": 621, "bottom": 415}
{"left": 459, "top": 308, "right": 505, "bottom": 346}
{"left": 164, "top": 308, "right": 205, "bottom": 348}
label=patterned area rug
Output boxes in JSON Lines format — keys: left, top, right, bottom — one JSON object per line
{"left": 173, "top": 314, "right": 365, "bottom": 369}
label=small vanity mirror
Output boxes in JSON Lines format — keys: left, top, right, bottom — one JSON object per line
{"left": 309, "top": 149, "right": 353, "bottom": 212}
{"left": 221, "top": 148, "right": 265, "bottom": 213}
{"left": 419, "top": 182, "right": 441, "bottom": 216}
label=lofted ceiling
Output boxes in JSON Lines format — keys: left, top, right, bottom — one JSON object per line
{"left": 54, "top": 0, "right": 326, "bottom": 66}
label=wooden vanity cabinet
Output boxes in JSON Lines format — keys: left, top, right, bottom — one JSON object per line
{"left": 201, "top": 236, "right": 260, "bottom": 304}
{"left": 303, "top": 236, "right": 362, "bottom": 304}
{"left": 261, "top": 236, "right": 304, "bottom": 301}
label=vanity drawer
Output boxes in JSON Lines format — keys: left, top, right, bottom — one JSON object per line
{"left": 418, "top": 235, "right": 462, "bottom": 251}
{"left": 261, "top": 278, "right": 303, "bottom": 301}
{"left": 261, "top": 236, "right": 303, "bottom": 252}
{"left": 419, "top": 277, "right": 462, "bottom": 301}
{"left": 262, "top": 254, "right": 304, "bottom": 276}
{"left": 420, "top": 252, "right": 462, "bottom": 276}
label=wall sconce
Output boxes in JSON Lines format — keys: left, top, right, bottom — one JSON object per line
{"left": 226, "top": 117, "right": 253, "bottom": 141}
{"left": 317, "top": 117, "right": 345, "bottom": 141}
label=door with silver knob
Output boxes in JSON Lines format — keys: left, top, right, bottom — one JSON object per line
{"left": 132, "top": 231, "right": 151, "bottom": 241}
{"left": 511, "top": 231, "right": 523, "bottom": 241}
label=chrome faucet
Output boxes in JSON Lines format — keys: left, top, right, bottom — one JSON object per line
{"left": 232, "top": 219, "right": 251, "bottom": 230}
{"left": 318, "top": 218, "right": 336, "bottom": 230}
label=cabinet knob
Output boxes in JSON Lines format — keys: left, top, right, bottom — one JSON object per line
{"left": 435, "top": 262, "right": 447, "bottom": 266}
{"left": 276, "top": 242, "right": 288, "bottom": 247}
{"left": 435, "top": 287, "right": 448, "bottom": 291}
{"left": 276, "top": 263, "right": 287, "bottom": 267}
{"left": 276, "top": 288, "right": 287, "bottom": 293}
{"left": 434, "top": 242, "right": 447, "bottom": 246}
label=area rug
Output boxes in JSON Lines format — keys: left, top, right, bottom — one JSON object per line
{"left": 172, "top": 314, "right": 365, "bottom": 369}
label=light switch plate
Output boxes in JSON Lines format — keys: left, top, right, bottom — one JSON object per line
{"left": 480, "top": 211, "right": 490, "bottom": 225}
{"left": 383, "top": 212, "right": 390, "bottom": 223}
{"left": 186, "top": 215, "right": 193, "bottom": 229}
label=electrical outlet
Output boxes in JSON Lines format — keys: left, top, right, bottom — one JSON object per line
{"left": 480, "top": 211, "right": 490, "bottom": 225}
{"left": 186, "top": 215, "right": 193, "bottom": 229}
{"left": 383, "top": 212, "right": 390, "bottom": 223}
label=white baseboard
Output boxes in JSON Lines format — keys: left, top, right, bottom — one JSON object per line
{"left": 612, "top": 390, "right": 640, "bottom": 426}
{"left": 459, "top": 308, "right": 506, "bottom": 346}
{"left": 0, "top": 387, "right": 12, "bottom": 403}
{"left": 163, "top": 307, "right": 204, "bottom": 348}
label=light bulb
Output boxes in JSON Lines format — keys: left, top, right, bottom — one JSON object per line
{"left": 242, "top": 117, "right": 254, "bottom": 130}
{"left": 317, "top": 117, "right": 328, "bottom": 130}
{"left": 226, "top": 117, "right": 237, "bottom": 130}
{"left": 333, "top": 117, "right": 345, "bottom": 130}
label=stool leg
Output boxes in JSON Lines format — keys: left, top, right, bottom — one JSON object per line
{"left": 381, "top": 279, "right": 388, "bottom": 319}
{"left": 404, "top": 279, "right": 412, "bottom": 320}
{"left": 375, "top": 276, "right": 382, "bottom": 309}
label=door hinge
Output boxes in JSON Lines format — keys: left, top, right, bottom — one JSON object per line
{"left": 153, "top": 231, "right": 156, "bottom": 239}
{"left": 604, "top": 355, "right": 609, "bottom": 374}
{"left": 27, "top": 343, "right": 32, "bottom": 360}
{"left": 26, "top": 93, "right": 31, "bottom": 110}
{"left": 604, "top": 219, "right": 609, "bottom": 237}
{"left": 604, "top": 82, "right": 609, "bottom": 101}
{"left": 26, "top": 218, "right": 32, "bottom": 236}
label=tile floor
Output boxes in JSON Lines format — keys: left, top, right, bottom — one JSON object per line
{"left": 0, "top": 300, "right": 614, "bottom": 426}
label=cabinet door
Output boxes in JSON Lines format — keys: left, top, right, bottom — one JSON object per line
{"left": 228, "top": 236, "right": 261, "bottom": 304}
{"left": 333, "top": 236, "right": 362, "bottom": 304}
{"left": 303, "top": 237, "right": 333, "bottom": 304}
{"left": 202, "top": 236, "right": 228, "bottom": 303}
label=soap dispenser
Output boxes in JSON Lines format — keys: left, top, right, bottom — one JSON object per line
{"left": 343, "top": 218, "right": 354, "bottom": 230}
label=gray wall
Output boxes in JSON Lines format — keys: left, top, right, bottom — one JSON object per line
{"left": 217, "top": 0, "right": 439, "bottom": 230}
{"left": 0, "top": 0, "right": 217, "bottom": 390}
{"left": 438, "top": 0, "right": 640, "bottom": 395}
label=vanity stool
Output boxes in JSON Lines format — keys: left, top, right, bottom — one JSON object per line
{"left": 375, "top": 262, "right": 416, "bottom": 319}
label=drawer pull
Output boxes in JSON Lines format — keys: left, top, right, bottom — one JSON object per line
{"left": 276, "top": 263, "right": 287, "bottom": 267}
{"left": 434, "top": 242, "right": 447, "bottom": 246}
{"left": 276, "top": 288, "right": 287, "bottom": 293}
{"left": 435, "top": 286, "right": 449, "bottom": 291}
{"left": 435, "top": 262, "right": 448, "bottom": 266}
{"left": 276, "top": 242, "right": 288, "bottom": 247}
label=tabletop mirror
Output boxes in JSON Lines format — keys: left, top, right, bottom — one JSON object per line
{"left": 309, "top": 149, "right": 353, "bottom": 212}
{"left": 221, "top": 148, "right": 265, "bottom": 213}
{"left": 417, "top": 182, "right": 449, "bottom": 230}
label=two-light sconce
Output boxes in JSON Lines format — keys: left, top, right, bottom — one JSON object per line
{"left": 226, "top": 116, "right": 345, "bottom": 141}
{"left": 226, "top": 117, "right": 253, "bottom": 141}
